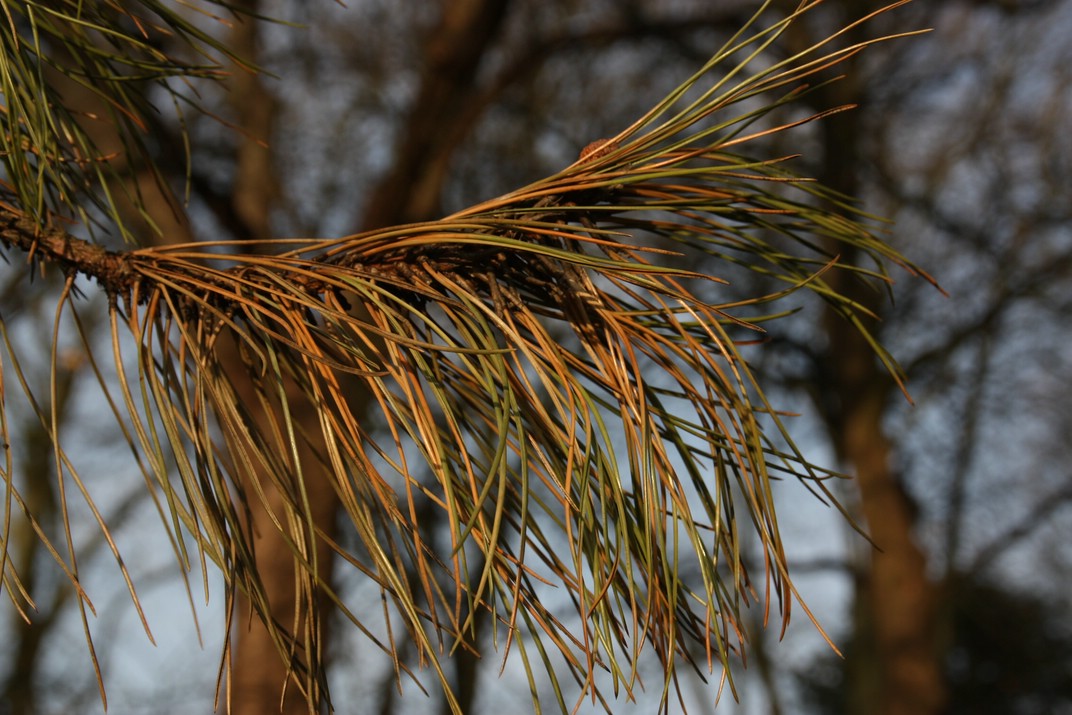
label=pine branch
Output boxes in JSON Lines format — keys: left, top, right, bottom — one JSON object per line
{"left": 0, "top": 212, "right": 134, "bottom": 290}
{"left": 0, "top": 3, "right": 937, "bottom": 713}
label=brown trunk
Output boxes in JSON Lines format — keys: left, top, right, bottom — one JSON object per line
{"left": 220, "top": 7, "right": 341, "bottom": 715}
{"left": 836, "top": 385, "right": 946, "bottom": 715}
{"left": 40, "top": 11, "right": 336, "bottom": 709}
{"left": 0, "top": 365, "right": 80, "bottom": 714}
{"left": 361, "top": 0, "right": 511, "bottom": 230}
{"left": 820, "top": 246, "right": 948, "bottom": 715}
{"left": 220, "top": 1, "right": 515, "bottom": 709}
{"left": 225, "top": 380, "right": 340, "bottom": 715}
{"left": 814, "top": 34, "right": 948, "bottom": 713}
{"left": 359, "top": 3, "right": 510, "bottom": 711}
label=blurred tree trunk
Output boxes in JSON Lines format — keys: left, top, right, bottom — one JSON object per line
{"left": 809, "top": 14, "right": 947, "bottom": 713}
{"left": 224, "top": 359, "right": 341, "bottom": 715}
{"left": 218, "top": 5, "right": 342, "bottom": 715}
{"left": 362, "top": 0, "right": 510, "bottom": 230}
{"left": 0, "top": 14, "right": 199, "bottom": 712}
{"left": 360, "top": 2, "right": 508, "bottom": 713}
{"left": 0, "top": 358, "right": 78, "bottom": 714}
{"left": 42, "top": 1, "right": 340, "bottom": 711}
{"left": 228, "top": 0, "right": 513, "bottom": 710}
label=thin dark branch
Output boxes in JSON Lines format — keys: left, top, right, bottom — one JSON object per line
{"left": 967, "top": 482, "right": 1072, "bottom": 576}
{"left": 0, "top": 213, "right": 135, "bottom": 294}
{"left": 942, "top": 334, "right": 992, "bottom": 574}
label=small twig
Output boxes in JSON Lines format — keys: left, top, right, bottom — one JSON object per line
{"left": 0, "top": 211, "right": 134, "bottom": 294}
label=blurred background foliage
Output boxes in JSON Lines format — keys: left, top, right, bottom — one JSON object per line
{"left": 1, "top": 0, "right": 1071, "bottom": 714}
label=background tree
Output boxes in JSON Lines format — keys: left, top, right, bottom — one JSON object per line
{"left": 783, "top": 1, "right": 1072, "bottom": 712}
